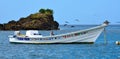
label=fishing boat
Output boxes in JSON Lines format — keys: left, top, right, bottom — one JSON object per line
{"left": 8, "top": 21, "right": 109, "bottom": 44}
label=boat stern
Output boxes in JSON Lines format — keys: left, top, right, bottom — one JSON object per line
{"left": 8, "top": 35, "right": 16, "bottom": 42}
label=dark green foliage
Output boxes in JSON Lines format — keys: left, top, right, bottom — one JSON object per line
{"left": 39, "top": 8, "right": 46, "bottom": 14}
{"left": 46, "top": 9, "right": 53, "bottom": 15}
{"left": 39, "top": 8, "right": 53, "bottom": 15}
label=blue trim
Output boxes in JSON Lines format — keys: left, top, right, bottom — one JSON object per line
{"left": 18, "top": 37, "right": 30, "bottom": 40}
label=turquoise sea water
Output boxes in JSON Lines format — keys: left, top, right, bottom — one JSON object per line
{"left": 0, "top": 25, "right": 120, "bottom": 59}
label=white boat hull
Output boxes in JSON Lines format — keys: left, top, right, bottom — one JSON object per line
{"left": 9, "top": 25, "right": 105, "bottom": 44}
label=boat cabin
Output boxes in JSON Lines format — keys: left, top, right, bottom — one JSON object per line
{"left": 14, "top": 31, "right": 20, "bottom": 36}
{"left": 26, "top": 30, "right": 43, "bottom": 37}
{"left": 14, "top": 30, "right": 43, "bottom": 37}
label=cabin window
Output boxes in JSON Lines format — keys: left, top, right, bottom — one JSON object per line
{"left": 67, "top": 35, "right": 70, "bottom": 37}
{"left": 44, "top": 38, "right": 47, "bottom": 40}
{"left": 39, "top": 38, "right": 42, "bottom": 40}
{"left": 18, "top": 38, "right": 23, "bottom": 40}
{"left": 51, "top": 38, "right": 53, "bottom": 40}
{"left": 64, "top": 36, "right": 67, "bottom": 38}
{"left": 33, "top": 38, "right": 37, "bottom": 40}
{"left": 63, "top": 36, "right": 65, "bottom": 38}
{"left": 42, "top": 38, "right": 44, "bottom": 40}
{"left": 55, "top": 37, "right": 57, "bottom": 39}
{"left": 64, "top": 35, "right": 72, "bottom": 38}
{"left": 24, "top": 38, "right": 29, "bottom": 40}
{"left": 48, "top": 38, "right": 51, "bottom": 40}
{"left": 81, "top": 32, "right": 87, "bottom": 35}
{"left": 58, "top": 37, "right": 61, "bottom": 39}
{"left": 31, "top": 38, "right": 34, "bottom": 40}
{"left": 75, "top": 33, "right": 79, "bottom": 36}
{"left": 70, "top": 34, "right": 73, "bottom": 37}
{"left": 74, "top": 31, "right": 87, "bottom": 36}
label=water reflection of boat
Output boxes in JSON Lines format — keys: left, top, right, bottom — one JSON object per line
{"left": 8, "top": 21, "right": 109, "bottom": 44}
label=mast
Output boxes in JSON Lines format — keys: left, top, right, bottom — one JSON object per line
{"left": 103, "top": 20, "right": 109, "bottom": 44}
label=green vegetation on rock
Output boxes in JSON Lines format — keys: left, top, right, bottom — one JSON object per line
{"left": 0, "top": 8, "right": 59, "bottom": 30}
{"left": 39, "top": 8, "right": 53, "bottom": 15}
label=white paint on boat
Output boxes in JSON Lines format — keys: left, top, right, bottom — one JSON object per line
{"left": 8, "top": 21, "right": 109, "bottom": 44}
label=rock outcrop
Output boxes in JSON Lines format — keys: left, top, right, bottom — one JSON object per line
{"left": 0, "top": 9, "right": 59, "bottom": 30}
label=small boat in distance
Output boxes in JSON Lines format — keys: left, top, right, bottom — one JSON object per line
{"left": 8, "top": 21, "right": 109, "bottom": 44}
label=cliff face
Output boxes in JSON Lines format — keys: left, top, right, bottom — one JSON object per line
{"left": 0, "top": 9, "right": 59, "bottom": 30}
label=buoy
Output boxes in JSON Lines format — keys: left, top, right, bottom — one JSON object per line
{"left": 116, "top": 41, "right": 120, "bottom": 45}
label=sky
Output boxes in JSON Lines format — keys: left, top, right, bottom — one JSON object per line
{"left": 0, "top": 0, "right": 120, "bottom": 25}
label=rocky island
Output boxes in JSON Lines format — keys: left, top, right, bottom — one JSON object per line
{"left": 0, "top": 9, "right": 59, "bottom": 30}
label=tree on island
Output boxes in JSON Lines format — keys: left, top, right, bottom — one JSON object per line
{"left": 39, "top": 9, "right": 45, "bottom": 14}
{"left": 39, "top": 8, "right": 53, "bottom": 15}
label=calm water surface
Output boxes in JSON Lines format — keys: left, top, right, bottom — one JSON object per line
{"left": 0, "top": 25, "right": 120, "bottom": 59}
